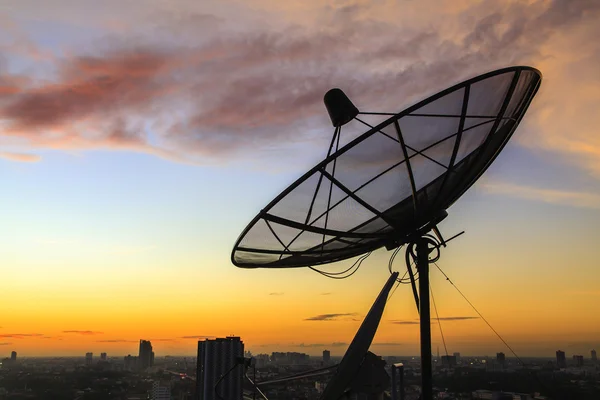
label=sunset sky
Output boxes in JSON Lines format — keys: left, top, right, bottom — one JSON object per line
{"left": 1, "top": 0, "right": 600, "bottom": 359}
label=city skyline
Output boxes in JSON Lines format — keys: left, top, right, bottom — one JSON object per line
{"left": 2, "top": 0, "right": 600, "bottom": 358}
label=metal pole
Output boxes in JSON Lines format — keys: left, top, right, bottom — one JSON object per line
{"left": 391, "top": 363, "right": 404, "bottom": 400}
{"left": 417, "top": 238, "right": 432, "bottom": 400}
{"left": 391, "top": 365, "right": 397, "bottom": 400}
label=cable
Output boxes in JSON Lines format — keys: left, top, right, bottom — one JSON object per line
{"left": 430, "top": 284, "right": 449, "bottom": 357}
{"left": 214, "top": 363, "right": 240, "bottom": 400}
{"left": 433, "top": 262, "right": 524, "bottom": 366}
{"left": 310, "top": 252, "right": 371, "bottom": 279}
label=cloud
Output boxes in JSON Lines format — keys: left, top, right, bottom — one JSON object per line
{"left": 320, "top": 292, "right": 332, "bottom": 295}
{"left": 150, "top": 338, "right": 178, "bottom": 342}
{"left": 480, "top": 182, "right": 600, "bottom": 210}
{"left": 304, "top": 313, "right": 358, "bottom": 321}
{"left": 0, "top": 152, "right": 41, "bottom": 162}
{"left": 179, "top": 335, "right": 216, "bottom": 339}
{"left": 269, "top": 292, "right": 284, "bottom": 296}
{"left": 392, "top": 317, "right": 478, "bottom": 324}
{"left": 371, "top": 342, "right": 403, "bottom": 346}
{"left": 62, "top": 330, "right": 103, "bottom": 335}
{"left": 0, "top": 0, "right": 598, "bottom": 176}
{"left": 0, "top": 342, "right": 12, "bottom": 345}
{"left": 294, "top": 342, "right": 348, "bottom": 348}
{"left": 0, "top": 333, "right": 43, "bottom": 339}
{"left": 96, "top": 339, "right": 137, "bottom": 343}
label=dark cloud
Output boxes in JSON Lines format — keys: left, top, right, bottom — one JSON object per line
{"left": 63, "top": 330, "right": 103, "bottom": 335}
{"left": 0, "top": 333, "right": 43, "bottom": 339}
{"left": 304, "top": 313, "right": 357, "bottom": 321}
{"left": 372, "top": 342, "right": 403, "bottom": 346}
{"left": 391, "top": 317, "right": 478, "bottom": 325}
{"left": 2, "top": 0, "right": 598, "bottom": 167}
{"left": 150, "top": 338, "right": 178, "bottom": 342}
{"left": 320, "top": 292, "right": 332, "bottom": 295}
{"left": 268, "top": 292, "right": 284, "bottom": 296}
{"left": 179, "top": 335, "right": 216, "bottom": 339}
{"left": 97, "top": 339, "right": 137, "bottom": 343}
{"left": 0, "top": 342, "right": 12, "bottom": 345}
{"left": 294, "top": 342, "right": 348, "bottom": 348}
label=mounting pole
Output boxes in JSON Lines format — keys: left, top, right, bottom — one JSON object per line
{"left": 417, "top": 237, "right": 433, "bottom": 400}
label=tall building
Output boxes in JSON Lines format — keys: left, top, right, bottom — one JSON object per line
{"left": 152, "top": 381, "right": 171, "bottom": 400}
{"left": 100, "top": 352, "right": 107, "bottom": 361}
{"left": 496, "top": 352, "right": 506, "bottom": 365}
{"left": 10, "top": 352, "right": 16, "bottom": 362}
{"left": 592, "top": 349, "right": 597, "bottom": 363}
{"left": 323, "top": 350, "right": 331, "bottom": 364}
{"left": 85, "top": 352, "right": 93, "bottom": 366}
{"left": 196, "top": 336, "right": 244, "bottom": 400}
{"left": 139, "top": 340, "right": 154, "bottom": 370}
{"left": 556, "top": 350, "right": 566, "bottom": 369}
{"left": 573, "top": 355, "right": 584, "bottom": 367}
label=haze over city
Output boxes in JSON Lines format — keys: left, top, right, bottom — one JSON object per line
{"left": 2, "top": 0, "right": 600, "bottom": 363}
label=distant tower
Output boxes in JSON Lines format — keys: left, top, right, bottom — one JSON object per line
{"left": 323, "top": 350, "right": 331, "bottom": 364}
{"left": 573, "top": 355, "right": 584, "bottom": 367}
{"left": 10, "top": 351, "right": 16, "bottom": 362}
{"left": 592, "top": 349, "right": 597, "bottom": 363}
{"left": 196, "top": 336, "right": 244, "bottom": 400}
{"left": 556, "top": 350, "right": 567, "bottom": 369}
{"left": 453, "top": 352, "right": 461, "bottom": 364}
{"left": 139, "top": 340, "right": 154, "bottom": 370}
{"left": 85, "top": 352, "right": 93, "bottom": 366}
{"left": 496, "top": 352, "right": 506, "bottom": 365}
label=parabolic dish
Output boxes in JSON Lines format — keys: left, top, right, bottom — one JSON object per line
{"left": 232, "top": 66, "right": 542, "bottom": 268}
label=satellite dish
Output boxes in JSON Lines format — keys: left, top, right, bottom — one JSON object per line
{"left": 232, "top": 66, "right": 542, "bottom": 400}
{"left": 232, "top": 66, "right": 541, "bottom": 269}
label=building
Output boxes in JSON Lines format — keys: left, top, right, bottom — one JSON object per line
{"left": 441, "top": 355, "right": 457, "bottom": 368}
{"left": 573, "top": 355, "right": 584, "bottom": 367}
{"left": 139, "top": 340, "right": 154, "bottom": 370}
{"left": 323, "top": 350, "right": 331, "bottom": 364}
{"left": 496, "top": 352, "right": 506, "bottom": 365}
{"left": 592, "top": 349, "right": 597, "bottom": 363}
{"left": 152, "top": 381, "right": 171, "bottom": 400}
{"left": 10, "top": 352, "right": 16, "bottom": 362}
{"left": 196, "top": 336, "right": 244, "bottom": 400}
{"left": 453, "top": 352, "right": 461, "bottom": 363}
{"left": 100, "top": 352, "right": 107, "bottom": 361}
{"left": 556, "top": 350, "right": 566, "bottom": 369}
{"left": 124, "top": 355, "right": 138, "bottom": 371}
{"left": 85, "top": 352, "right": 93, "bottom": 366}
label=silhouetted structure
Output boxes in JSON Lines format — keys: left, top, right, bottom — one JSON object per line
{"left": 323, "top": 350, "right": 331, "bottom": 364}
{"left": 496, "top": 352, "right": 506, "bottom": 365}
{"left": 453, "top": 352, "right": 461, "bottom": 363}
{"left": 139, "top": 340, "right": 154, "bottom": 371}
{"left": 556, "top": 350, "right": 567, "bottom": 369}
{"left": 10, "top": 352, "right": 16, "bottom": 362}
{"left": 592, "top": 349, "right": 597, "bottom": 363}
{"left": 441, "top": 355, "right": 457, "bottom": 368}
{"left": 231, "top": 67, "right": 542, "bottom": 400}
{"left": 196, "top": 336, "right": 244, "bottom": 400}
{"left": 573, "top": 355, "right": 584, "bottom": 367}
{"left": 124, "top": 355, "right": 138, "bottom": 371}
{"left": 85, "top": 352, "right": 93, "bottom": 366}
{"left": 100, "top": 352, "right": 107, "bottom": 361}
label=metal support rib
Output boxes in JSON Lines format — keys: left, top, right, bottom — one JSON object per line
{"left": 305, "top": 126, "right": 340, "bottom": 225}
{"left": 393, "top": 120, "right": 419, "bottom": 217}
{"left": 318, "top": 168, "right": 398, "bottom": 229}
{"left": 430, "top": 85, "right": 470, "bottom": 210}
